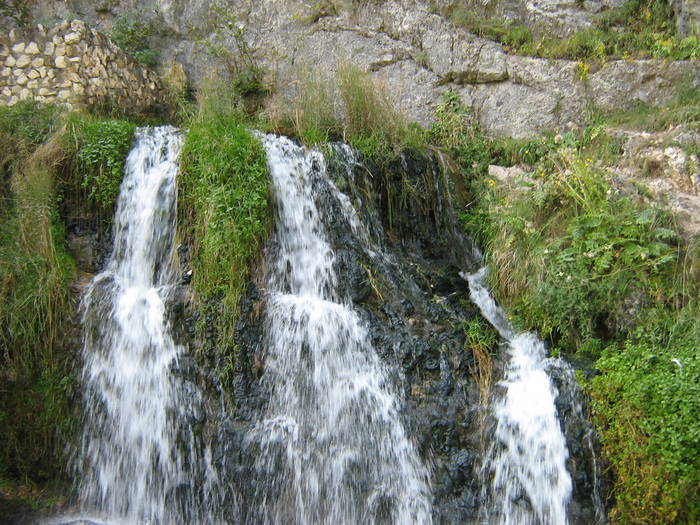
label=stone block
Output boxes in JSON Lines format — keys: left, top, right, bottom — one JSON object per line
{"left": 55, "top": 44, "right": 66, "bottom": 56}
{"left": 5, "top": 56, "right": 16, "bottom": 67}
{"left": 19, "top": 88, "right": 31, "bottom": 100}
{"left": 15, "top": 55, "right": 31, "bottom": 68}
{"left": 64, "top": 32, "right": 81, "bottom": 45}
{"left": 0, "top": 45, "right": 9, "bottom": 57}
{"left": 8, "top": 96, "right": 19, "bottom": 106}
{"left": 2, "top": 87, "right": 11, "bottom": 96}
{"left": 31, "top": 57, "right": 44, "bottom": 67}
{"left": 26, "top": 79, "right": 39, "bottom": 89}
{"left": 11, "top": 43, "right": 25, "bottom": 54}
{"left": 44, "top": 42, "right": 55, "bottom": 55}
{"left": 53, "top": 35, "right": 64, "bottom": 45}
{"left": 25, "top": 42, "right": 40, "bottom": 54}
{"left": 58, "top": 89, "right": 71, "bottom": 100}
{"left": 27, "top": 69, "right": 40, "bottom": 79}
{"left": 55, "top": 56, "right": 68, "bottom": 68}
{"left": 38, "top": 66, "right": 47, "bottom": 77}
{"left": 38, "top": 88, "right": 56, "bottom": 96}
{"left": 0, "top": 68, "right": 10, "bottom": 77}
{"left": 16, "top": 75, "right": 28, "bottom": 85}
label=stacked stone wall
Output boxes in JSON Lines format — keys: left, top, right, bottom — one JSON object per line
{"left": 0, "top": 20, "right": 162, "bottom": 112}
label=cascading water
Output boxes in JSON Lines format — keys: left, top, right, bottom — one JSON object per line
{"left": 245, "top": 134, "right": 433, "bottom": 525}
{"left": 72, "top": 126, "right": 222, "bottom": 525}
{"left": 466, "top": 267, "right": 573, "bottom": 525}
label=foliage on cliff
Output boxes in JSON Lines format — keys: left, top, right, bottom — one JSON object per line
{"left": 448, "top": 87, "right": 700, "bottom": 523}
{"left": 178, "top": 82, "right": 270, "bottom": 369}
{"left": 0, "top": 102, "right": 76, "bottom": 484}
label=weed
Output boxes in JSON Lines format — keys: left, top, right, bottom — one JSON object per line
{"left": 65, "top": 114, "right": 137, "bottom": 212}
{"left": 194, "top": 1, "right": 266, "bottom": 96}
{"left": 178, "top": 82, "right": 270, "bottom": 372}
{"left": 109, "top": 12, "right": 160, "bottom": 66}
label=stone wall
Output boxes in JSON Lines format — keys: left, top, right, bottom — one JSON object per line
{"left": 0, "top": 20, "right": 162, "bottom": 112}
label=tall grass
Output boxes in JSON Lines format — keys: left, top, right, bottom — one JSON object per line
{"left": 267, "top": 63, "right": 426, "bottom": 158}
{"left": 0, "top": 108, "right": 78, "bottom": 483}
{"left": 178, "top": 80, "right": 270, "bottom": 366}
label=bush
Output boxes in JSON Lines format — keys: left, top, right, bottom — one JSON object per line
{"left": 178, "top": 83, "right": 270, "bottom": 365}
{"left": 109, "top": 12, "right": 160, "bottom": 66}
{"left": 589, "top": 309, "right": 700, "bottom": 523}
{"left": 65, "top": 115, "right": 136, "bottom": 211}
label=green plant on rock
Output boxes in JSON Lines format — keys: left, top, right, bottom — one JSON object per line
{"left": 67, "top": 115, "right": 136, "bottom": 212}
{"left": 109, "top": 12, "right": 160, "bottom": 66}
{"left": 195, "top": 1, "right": 266, "bottom": 96}
{"left": 178, "top": 82, "right": 270, "bottom": 371}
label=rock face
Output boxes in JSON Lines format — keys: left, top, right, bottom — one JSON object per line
{"left": 17, "top": 0, "right": 700, "bottom": 138}
{"left": 673, "top": 0, "right": 700, "bottom": 36}
{"left": 186, "top": 145, "right": 604, "bottom": 524}
{"left": 0, "top": 19, "right": 162, "bottom": 112}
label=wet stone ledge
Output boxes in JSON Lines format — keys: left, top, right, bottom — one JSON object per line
{"left": 0, "top": 19, "right": 162, "bottom": 113}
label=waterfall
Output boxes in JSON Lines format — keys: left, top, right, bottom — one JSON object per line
{"left": 73, "top": 127, "right": 222, "bottom": 525}
{"left": 466, "top": 267, "right": 573, "bottom": 525}
{"left": 245, "top": 134, "right": 433, "bottom": 525}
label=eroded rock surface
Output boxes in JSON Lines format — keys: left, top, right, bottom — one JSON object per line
{"left": 15, "top": 0, "right": 700, "bottom": 138}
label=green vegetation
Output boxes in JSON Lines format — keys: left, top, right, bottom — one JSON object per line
{"left": 442, "top": 85, "right": 700, "bottom": 522}
{"left": 0, "top": 0, "right": 34, "bottom": 29}
{"left": 604, "top": 79, "right": 700, "bottom": 132}
{"left": 0, "top": 103, "right": 77, "bottom": 485}
{"left": 0, "top": 103, "right": 136, "bottom": 498}
{"left": 66, "top": 116, "right": 137, "bottom": 211}
{"left": 178, "top": 81, "right": 270, "bottom": 372}
{"left": 109, "top": 12, "right": 160, "bottom": 66}
{"left": 267, "top": 63, "right": 425, "bottom": 158}
{"left": 194, "top": 1, "right": 266, "bottom": 96}
{"left": 441, "top": 0, "right": 700, "bottom": 60}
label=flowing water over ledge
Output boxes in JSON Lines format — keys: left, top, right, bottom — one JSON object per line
{"left": 63, "top": 127, "right": 223, "bottom": 525}
{"left": 244, "top": 134, "right": 433, "bottom": 525}
{"left": 49, "top": 129, "right": 605, "bottom": 525}
{"left": 467, "top": 267, "right": 605, "bottom": 525}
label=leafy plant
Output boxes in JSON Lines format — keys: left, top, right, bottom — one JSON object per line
{"left": 178, "top": 83, "right": 270, "bottom": 372}
{"left": 109, "top": 12, "right": 160, "bottom": 66}
{"left": 67, "top": 116, "right": 136, "bottom": 211}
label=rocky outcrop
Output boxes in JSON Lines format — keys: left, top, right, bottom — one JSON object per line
{"left": 0, "top": 20, "right": 162, "bottom": 112}
{"left": 673, "top": 0, "right": 700, "bottom": 37}
{"left": 19, "top": 1, "right": 700, "bottom": 138}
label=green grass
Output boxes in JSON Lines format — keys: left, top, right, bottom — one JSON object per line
{"left": 0, "top": 105, "right": 78, "bottom": 484}
{"left": 178, "top": 82, "right": 270, "bottom": 371}
{"left": 266, "top": 63, "right": 426, "bottom": 158}
{"left": 603, "top": 79, "right": 700, "bottom": 132}
{"left": 449, "top": 87, "right": 700, "bottom": 521}
{"left": 443, "top": 0, "right": 700, "bottom": 61}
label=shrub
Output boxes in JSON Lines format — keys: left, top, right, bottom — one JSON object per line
{"left": 178, "top": 83, "right": 270, "bottom": 364}
{"left": 109, "top": 12, "right": 160, "bottom": 66}
{"left": 589, "top": 309, "right": 700, "bottom": 523}
{"left": 65, "top": 115, "right": 136, "bottom": 211}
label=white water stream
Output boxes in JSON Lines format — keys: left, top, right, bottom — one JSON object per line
{"left": 69, "top": 127, "right": 221, "bottom": 525}
{"left": 467, "top": 267, "right": 572, "bottom": 525}
{"left": 247, "top": 134, "right": 433, "bottom": 525}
